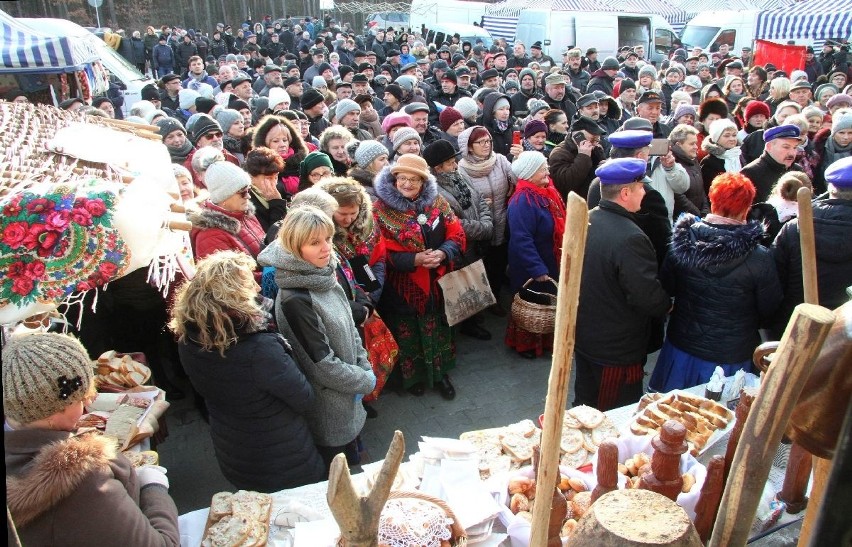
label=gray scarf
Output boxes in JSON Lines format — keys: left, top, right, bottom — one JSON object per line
{"left": 823, "top": 136, "right": 852, "bottom": 169}
{"left": 257, "top": 241, "right": 339, "bottom": 292}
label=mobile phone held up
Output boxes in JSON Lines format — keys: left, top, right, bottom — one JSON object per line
{"left": 513, "top": 130, "right": 521, "bottom": 145}
{"left": 572, "top": 131, "right": 586, "bottom": 145}
{"left": 649, "top": 138, "right": 670, "bottom": 156}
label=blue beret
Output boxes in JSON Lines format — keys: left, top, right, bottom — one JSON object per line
{"left": 608, "top": 130, "right": 653, "bottom": 149}
{"left": 764, "top": 124, "right": 801, "bottom": 142}
{"left": 596, "top": 158, "right": 648, "bottom": 185}
{"left": 824, "top": 156, "right": 852, "bottom": 188}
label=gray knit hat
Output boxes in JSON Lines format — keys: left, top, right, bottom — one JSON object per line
{"left": 833, "top": 111, "right": 852, "bottom": 134}
{"left": 354, "top": 139, "right": 388, "bottom": 167}
{"left": 511, "top": 150, "right": 547, "bottom": 180}
{"left": 204, "top": 160, "right": 251, "bottom": 203}
{"left": 215, "top": 108, "right": 242, "bottom": 134}
{"left": 392, "top": 127, "right": 422, "bottom": 152}
{"left": 2, "top": 333, "right": 94, "bottom": 425}
{"left": 155, "top": 117, "right": 186, "bottom": 139}
{"left": 178, "top": 88, "right": 200, "bottom": 110}
{"left": 454, "top": 97, "right": 479, "bottom": 120}
{"left": 336, "top": 99, "right": 361, "bottom": 120}
{"left": 527, "top": 98, "right": 549, "bottom": 118}
{"left": 639, "top": 64, "right": 657, "bottom": 81}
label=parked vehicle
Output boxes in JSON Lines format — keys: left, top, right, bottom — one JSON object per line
{"left": 513, "top": 9, "right": 677, "bottom": 66}
{"left": 410, "top": 0, "right": 488, "bottom": 33}
{"left": 364, "top": 12, "right": 410, "bottom": 35}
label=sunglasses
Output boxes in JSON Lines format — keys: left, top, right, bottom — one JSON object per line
{"left": 237, "top": 187, "right": 251, "bottom": 198}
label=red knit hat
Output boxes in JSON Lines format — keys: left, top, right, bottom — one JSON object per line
{"left": 744, "top": 100, "right": 771, "bottom": 122}
{"left": 439, "top": 107, "right": 464, "bottom": 132}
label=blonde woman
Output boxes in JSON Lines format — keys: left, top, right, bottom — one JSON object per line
{"left": 171, "top": 251, "right": 324, "bottom": 491}
{"left": 258, "top": 206, "right": 376, "bottom": 470}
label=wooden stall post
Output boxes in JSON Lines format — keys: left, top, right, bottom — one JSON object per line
{"left": 529, "top": 192, "right": 589, "bottom": 547}
{"left": 708, "top": 304, "right": 834, "bottom": 547}
{"left": 327, "top": 430, "right": 405, "bottom": 547}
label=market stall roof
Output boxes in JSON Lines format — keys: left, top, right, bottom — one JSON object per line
{"left": 755, "top": 0, "right": 852, "bottom": 41}
{"left": 0, "top": 9, "right": 100, "bottom": 74}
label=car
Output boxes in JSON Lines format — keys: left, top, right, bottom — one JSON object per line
{"left": 364, "top": 12, "right": 410, "bottom": 36}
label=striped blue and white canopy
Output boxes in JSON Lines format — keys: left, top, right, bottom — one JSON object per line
{"left": 755, "top": 0, "right": 852, "bottom": 41}
{"left": 0, "top": 10, "right": 99, "bottom": 74}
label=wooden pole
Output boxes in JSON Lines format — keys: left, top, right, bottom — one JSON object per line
{"left": 529, "top": 192, "right": 589, "bottom": 547}
{"left": 708, "top": 304, "right": 834, "bottom": 547}
{"left": 797, "top": 187, "right": 818, "bottom": 305}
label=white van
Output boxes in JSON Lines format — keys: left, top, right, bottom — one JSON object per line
{"left": 22, "top": 17, "right": 155, "bottom": 117}
{"left": 424, "top": 22, "right": 494, "bottom": 49}
{"left": 410, "top": 0, "right": 489, "bottom": 34}
{"left": 513, "top": 9, "right": 678, "bottom": 66}
{"left": 679, "top": 10, "right": 815, "bottom": 53}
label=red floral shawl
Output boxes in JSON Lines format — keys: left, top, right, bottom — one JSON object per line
{"left": 373, "top": 194, "right": 466, "bottom": 314}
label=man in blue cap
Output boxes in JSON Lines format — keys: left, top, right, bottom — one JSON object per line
{"left": 741, "top": 124, "right": 804, "bottom": 203}
{"left": 588, "top": 129, "right": 673, "bottom": 266}
{"left": 770, "top": 155, "right": 852, "bottom": 338}
{"left": 575, "top": 157, "right": 671, "bottom": 411}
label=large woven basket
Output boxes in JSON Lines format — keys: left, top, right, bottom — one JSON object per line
{"left": 383, "top": 490, "right": 467, "bottom": 546}
{"left": 511, "top": 278, "right": 558, "bottom": 334}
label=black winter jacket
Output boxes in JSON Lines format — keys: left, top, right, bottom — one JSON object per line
{"left": 576, "top": 201, "right": 671, "bottom": 364}
{"left": 740, "top": 152, "right": 802, "bottom": 204}
{"left": 178, "top": 329, "right": 325, "bottom": 492}
{"left": 770, "top": 198, "right": 852, "bottom": 337}
{"left": 480, "top": 92, "right": 518, "bottom": 159}
{"left": 672, "top": 145, "right": 709, "bottom": 217}
{"left": 661, "top": 215, "right": 782, "bottom": 363}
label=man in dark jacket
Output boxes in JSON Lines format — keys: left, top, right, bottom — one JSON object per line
{"left": 510, "top": 68, "right": 542, "bottom": 118}
{"left": 563, "top": 48, "right": 591, "bottom": 95}
{"left": 126, "top": 31, "right": 147, "bottom": 73}
{"left": 770, "top": 157, "right": 852, "bottom": 338}
{"left": 152, "top": 34, "right": 175, "bottom": 78}
{"left": 575, "top": 158, "right": 671, "bottom": 410}
{"left": 209, "top": 31, "right": 228, "bottom": 59}
{"left": 542, "top": 73, "right": 577, "bottom": 120}
{"left": 587, "top": 56, "right": 619, "bottom": 96}
{"left": 548, "top": 116, "right": 605, "bottom": 199}
{"left": 176, "top": 34, "right": 198, "bottom": 75}
{"left": 741, "top": 124, "right": 804, "bottom": 203}
{"left": 635, "top": 90, "right": 672, "bottom": 138}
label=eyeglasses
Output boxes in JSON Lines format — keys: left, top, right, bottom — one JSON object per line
{"left": 309, "top": 169, "right": 332, "bottom": 180}
{"left": 237, "top": 187, "right": 251, "bottom": 198}
{"left": 473, "top": 139, "right": 493, "bottom": 146}
{"left": 396, "top": 176, "right": 423, "bottom": 184}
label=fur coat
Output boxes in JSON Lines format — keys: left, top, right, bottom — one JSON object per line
{"left": 6, "top": 430, "right": 179, "bottom": 546}
{"left": 189, "top": 201, "right": 267, "bottom": 263}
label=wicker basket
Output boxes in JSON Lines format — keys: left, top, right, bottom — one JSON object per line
{"left": 511, "top": 278, "right": 558, "bottom": 334}
{"left": 383, "top": 491, "right": 467, "bottom": 546}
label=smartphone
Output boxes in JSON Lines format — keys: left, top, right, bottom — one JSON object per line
{"left": 649, "top": 138, "right": 670, "bottom": 156}
{"left": 513, "top": 130, "right": 522, "bottom": 145}
{"left": 572, "top": 131, "right": 586, "bottom": 145}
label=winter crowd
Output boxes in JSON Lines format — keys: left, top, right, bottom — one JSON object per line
{"left": 4, "top": 13, "right": 852, "bottom": 546}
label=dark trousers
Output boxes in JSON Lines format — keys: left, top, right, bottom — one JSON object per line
{"left": 483, "top": 241, "right": 508, "bottom": 299}
{"left": 574, "top": 353, "right": 645, "bottom": 411}
{"left": 316, "top": 437, "right": 363, "bottom": 476}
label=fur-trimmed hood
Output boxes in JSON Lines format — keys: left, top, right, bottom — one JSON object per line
{"left": 348, "top": 166, "right": 376, "bottom": 188}
{"left": 701, "top": 138, "right": 728, "bottom": 157}
{"left": 189, "top": 201, "right": 256, "bottom": 234}
{"left": 601, "top": 96, "right": 622, "bottom": 121}
{"left": 670, "top": 214, "right": 764, "bottom": 274}
{"left": 319, "top": 177, "right": 375, "bottom": 243}
{"left": 7, "top": 433, "right": 118, "bottom": 527}
{"left": 480, "top": 92, "right": 513, "bottom": 129}
{"left": 374, "top": 164, "right": 438, "bottom": 212}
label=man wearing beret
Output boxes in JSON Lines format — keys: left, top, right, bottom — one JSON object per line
{"left": 770, "top": 156, "right": 852, "bottom": 338}
{"left": 741, "top": 124, "right": 804, "bottom": 203}
{"left": 575, "top": 158, "right": 671, "bottom": 411}
{"left": 548, "top": 116, "right": 606, "bottom": 199}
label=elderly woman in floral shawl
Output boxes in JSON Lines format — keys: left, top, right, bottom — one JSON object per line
{"left": 373, "top": 154, "right": 466, "bottom": 400}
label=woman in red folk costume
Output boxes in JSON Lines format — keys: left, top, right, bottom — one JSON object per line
{"left": 373, "top": 154, "right": 466, "bottom": 400}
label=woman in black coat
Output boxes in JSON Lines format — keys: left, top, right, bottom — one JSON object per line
{"left": 650, "top": 173, "right": 782, "bottom": 392}
{"left": 170, "top": 251, "right": 324, "bottom": 492}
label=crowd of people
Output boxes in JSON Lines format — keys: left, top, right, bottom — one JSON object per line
{"left": 4, "top": 12, "right": 852, "bottom": 544}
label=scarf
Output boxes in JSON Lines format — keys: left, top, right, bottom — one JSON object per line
{"left": 222, "top": 134, "right": 242, "bottom": 156}
{"left": 523, "top": 139, "right": 552, "bottom": 156}
{"left": 721, "top": 146, "right": 743, "bottom": 173}
{"left": 705, "top": 213, "right": 745, "bottom": 226}
{"left": 459, "top": 152, "right": 497, "bottom": 178}
{"left": 435, "top": 171, "right": 473, "bottom": 209}
{"left": 496, "top": 120, "right": 509, "bottom": 132}
{"left": 510, "top": 178, "right": 566, "bottom": 263}
{"left": 547, "top": 132, "right": 566, "bottom": 146}
{"left": 823, "top": 136, "right": 852, "bottom": 169}
{"left": 167, "top": 139, "right": 194, "bottom": 164}
{"left": 272, "top": 247, "right": 339, "bottom": 292}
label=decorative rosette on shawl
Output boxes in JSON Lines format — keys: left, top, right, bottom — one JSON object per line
{"left": 0, "top": 184, "right": 129, "bottom": 317}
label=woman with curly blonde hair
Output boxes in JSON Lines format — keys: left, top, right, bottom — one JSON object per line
{"left": 170, "top": 251, "right": 324, "bottom": 491}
